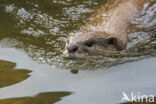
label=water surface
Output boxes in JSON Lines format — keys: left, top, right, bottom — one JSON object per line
{"left": 0, "top": 0, "right": 156, "bottom": 104}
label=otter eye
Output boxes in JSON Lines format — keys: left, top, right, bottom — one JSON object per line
{"left": 107, "top": 37, "right": 116, "bottom": 45}
{"left": 85, "top": 41, "right": 94, "bottom": 47}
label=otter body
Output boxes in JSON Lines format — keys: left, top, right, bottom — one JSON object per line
{"left": 64, "top": 0, "right": 153, "bottom": 58}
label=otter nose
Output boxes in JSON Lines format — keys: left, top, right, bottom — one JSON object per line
{"left": 67, "top": 45, "right": 78, "bottom": 53}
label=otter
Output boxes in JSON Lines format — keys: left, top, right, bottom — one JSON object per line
{"left": 64, "top": 0, "right": 153, "bottom": 58}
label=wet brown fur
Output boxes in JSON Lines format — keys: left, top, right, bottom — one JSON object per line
{"left": 65, "top": 0, "right": 153, "bottom": 57}
{"left": 84, "top": 0, "right": 152, "bottom": 49}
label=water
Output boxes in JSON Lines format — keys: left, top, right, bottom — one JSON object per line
{"left": 0, "top": 0, "right": 156, "bottom": 104}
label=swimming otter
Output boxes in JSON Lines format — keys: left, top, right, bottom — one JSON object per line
{"left": 64, "top": 0, "right": 153, "bottom": 58}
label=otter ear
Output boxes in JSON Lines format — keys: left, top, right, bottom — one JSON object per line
{"left": 107, "top": 37, "right": 126, "bottom": 50}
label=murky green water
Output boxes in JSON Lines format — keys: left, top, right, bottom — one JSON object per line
{"left": 0, "top": 0, "right": 156, "bottom": 69}
{"left": 0, "top": 0, "right": 156, "bottom": 104}
{"left": 0, "top": 0, "right": 108, "bottom": 70}
{"left": 0, "top": 91, "right": 71, "bottom": 104}
{"left": 0, "top": 60, "right": 31, "bottom": 88}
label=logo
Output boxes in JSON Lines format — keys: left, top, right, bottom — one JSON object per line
{"left": 121, "top": 92, "right": 155, "bottom": 103}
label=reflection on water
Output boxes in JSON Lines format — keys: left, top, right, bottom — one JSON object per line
{"left": 0, "top": 92, "right": 71, "bottom": 104}
{"left": 0, "top": 60, "right": 31, "bottom": 88}
{"left": 0, "top": 0, "right": 156, "bottom": 104}
{"left": 0, "top": 48, "right": 155, "bottom": 104}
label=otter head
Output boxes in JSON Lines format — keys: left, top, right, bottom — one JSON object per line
{"left": 64, "top": 31, "right": 125, "bottom": 58}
